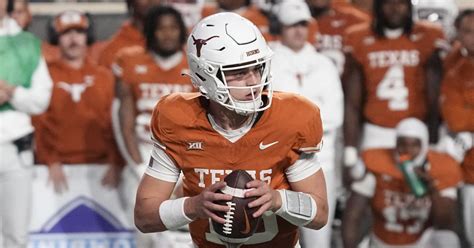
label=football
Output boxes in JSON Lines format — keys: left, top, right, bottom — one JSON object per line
{"left": 212, "top": 170, "right": 261, "bottom": 244}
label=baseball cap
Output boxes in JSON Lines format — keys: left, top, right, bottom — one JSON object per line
{"left": 54, "top": 10, "right": 89, "bottom": 34}
{"left": 276, "top": 0, "right": 312, "bottom": 26}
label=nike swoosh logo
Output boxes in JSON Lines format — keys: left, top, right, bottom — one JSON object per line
{"left": 259, "top": 141, "right": 279, "bottom": 150}
{"left": 241, "top": 208, "right": 251, "bottom": 235}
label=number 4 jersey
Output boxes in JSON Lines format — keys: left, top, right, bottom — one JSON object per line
{"left": 343, "top": 22, "right": 447, "bottom": 128}
{"left": 353, "top": 149, "right": 462, "bottom": 245}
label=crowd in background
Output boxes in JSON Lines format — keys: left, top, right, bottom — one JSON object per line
{"left": 1, "top": 0, "right": 474, "bottom": 247}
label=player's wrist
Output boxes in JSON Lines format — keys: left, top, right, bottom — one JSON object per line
{"left": 183, "top": 196, "right": 198, "bottom": 221}
{"left": 271, "top": 189, "right": 282, "bottom": 212}
{"left": 344, "top": 146, "right": 358, "bottom": 167}
{"left": 159, "top": 197, "right": 193, "bottom": 230}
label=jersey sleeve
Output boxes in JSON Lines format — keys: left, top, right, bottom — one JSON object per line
{"left": 419, "top": 23, "right": 448, "bottom": 60}
{"left": 295, "top": 104, "right": 324, "bottom": 154}
{"left": 110, "top": 46, "right": 143, "bottom": 79}
{"left": 429, "top": 152, "right": 463, "bottom": 192}
{"left": 146, "top": 143, "right": 181, "bottom": 182}
{"left": 149, "top": 95, "right": 184, "bottom": 169}
{"left": 342, "top": 26, "right": 364, "bottom": 64}
{"left": 285, "top": 152, "right": 321, "bottom": 182}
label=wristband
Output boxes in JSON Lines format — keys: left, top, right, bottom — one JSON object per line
{"left": 159, "top": 197, "right": 193, "bottom": 230}
{"left": 275, "top": 189, "right": 317, "bottom": 226}
{"left": 344, "top": 146, "right": 358, "bottom": 167}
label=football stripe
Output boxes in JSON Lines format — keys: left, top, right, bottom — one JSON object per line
{"left": 221, "top": 185, "right": 251, "bottom": 198}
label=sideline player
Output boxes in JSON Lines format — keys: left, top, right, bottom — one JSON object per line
{"left": 440, "top": 9, "right": 474, "bottom": 247}
{"left": 112, "top": 5, "right": 193, "bottom": 247}
{"left": 342, "top": 118, "right": 462, "bottom": 248}
{"left": 342, "top": 0, "right": 447, "bottom": 178}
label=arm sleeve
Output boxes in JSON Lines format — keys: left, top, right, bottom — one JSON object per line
{"left": 145, "top": 143, "right": 181, "bottom": 183}
{"left": 10, "top": 57, "right": 53, "bottom": 114}
{"left": 285, "top": 152, "right": 322, "bottom": 183}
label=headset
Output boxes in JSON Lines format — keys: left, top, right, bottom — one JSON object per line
{"left": 47, "top": 12, "right": 96, "bottom": 46}
{"left": 7, "top": 0, "right": 14, "bottom": 14}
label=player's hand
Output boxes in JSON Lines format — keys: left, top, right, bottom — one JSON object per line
{"left": 414, "top": 167, "right": 437, "bottom": 193}
{"left": 48, "top": 162, "right": 68, "bottom": 194}
{"left": 0, "top": 90, "right": 9, "bottom": 105}
{"left": 245, "top": 180, "right": 280, "bottom": 218}
{"left": 0, "top": 80, "right": 14, "bottom": 102}
{"left": 101, "top": 165, "right": 122, "bottom": 188}
{"left": 185, "top": 181, "right": 233, "bottom": 224}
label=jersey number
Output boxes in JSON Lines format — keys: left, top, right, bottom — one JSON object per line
{"left": 376, "top": 65, "right": 409, "bottom": 111}
{"left": 382, "top": 205, "right": 429, "bottom": 235}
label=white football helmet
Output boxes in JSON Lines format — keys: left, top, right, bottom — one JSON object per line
{"left": 412, "top": 0, "right": 458, "bottom": 40}
{"left": 186, "top": 12, "right": 273, "bottom": 116}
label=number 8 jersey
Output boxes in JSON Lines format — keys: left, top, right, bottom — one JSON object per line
{"left": 343, "top": 22, "right": 446, "bottom": 128}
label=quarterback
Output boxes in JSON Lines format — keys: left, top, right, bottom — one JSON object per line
{"left": 134, "top": 12, "right": 328, "bottom": 248}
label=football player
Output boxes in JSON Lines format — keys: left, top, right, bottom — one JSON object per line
{"left": 134, "top": 12, "right": 328, "bottom": 248}
{"left": 0, "top": 0, "right": 53, "bottom": 246}
{"left": 342, "top": 118, "right": 462, "bottom": 247}
{"left": 306, "top": 0, "right": 370, "bottom": 75}
{"left": 413, "top": 0, "right": 458, "bottom": 41}
{"left": 439, "top": 9, "right": 474, "bottom": 247}
{"left": 342, "top": 0, "right": 447, "bottom": 180}
{"left": 270, "top": 1, "right": 343, "bottom": 248}
{"left": 98, "top": 0, "right": 160, "bottom": 68}
{"left": 112, "top": 5, "right": 193, "bottom": 248}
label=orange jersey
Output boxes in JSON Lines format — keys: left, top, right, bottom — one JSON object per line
{"left": 344, "top": 22, "right": 446, "bottom": 127}
{"left": 114, "top": 47, "right": 193, "bottom": 142}
{"left": 201, "top": 4, "right": 274, "bottom": 41}
{"left": 307, "top": 5, "right": 369, "bottom": 73}
{"left": 440, "top": 54, "right": 474, "bottom": 183}
{"left": 98, "top": 21, "right": 145, "bottom": 68}
{"left": 311, "top": 5, "right": 370, "bottom": 51}
{"left": 33, "top": 59, "right": 122, "bottom": 166}
{"left": 362, "top": 149, "right": 462, "bottom": 245}
{"left": 151, "top": 92, "right": 323, "bottom": 248}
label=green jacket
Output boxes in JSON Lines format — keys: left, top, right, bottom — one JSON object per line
{"left": 0, "top": 31, "right": 41, "bottom": 111}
